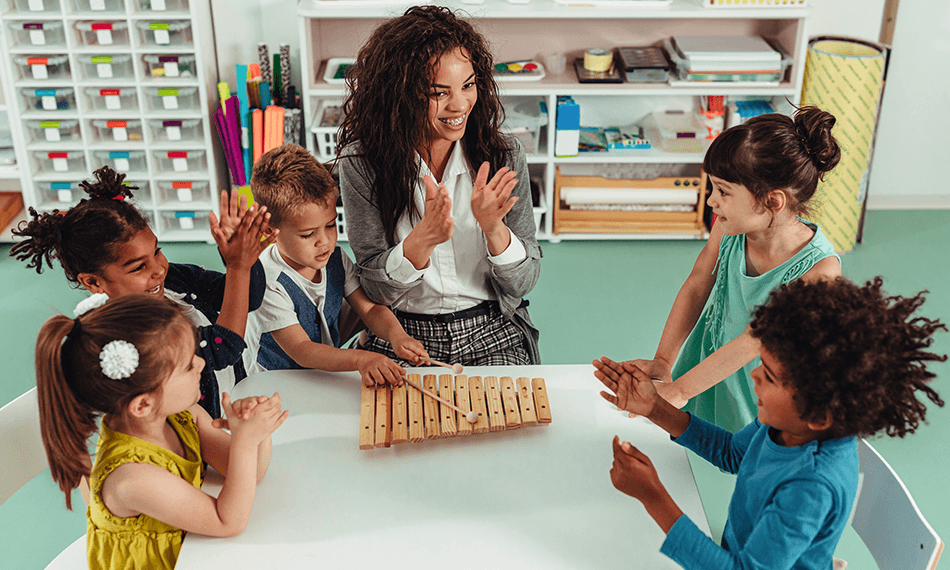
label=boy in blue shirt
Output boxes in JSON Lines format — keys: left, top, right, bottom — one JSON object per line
{"left": 595, "top": 277, "right": 945, "bottom": 570}
{"left": 246, "top": 144, "right": 429, "bottom": 385}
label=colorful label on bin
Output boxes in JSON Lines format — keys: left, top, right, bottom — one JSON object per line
{"left": 168, "top": 151, "right": 187, "bottom": 158}
{"left": 91, "top": 23, "right": 113, "bottom": 30}
{"left": 109, "top": 152, "right": 130, "bottom": 159}
{"left": 157, "top": 89, "right": 179, "bottom": 96}
{"left": 106, "top": 120, "right": 127, "bottom": 128}
{"left": 149, "top": 23, "right": 171, "bottom": 30}
{"left": 35, "top": 89, "right": 55, "bottom": 96}
{"left": 158, "top": 56, "right": 179, "bottom": 62}
{"left": 174, "top": 211, "right": 196, "bottom": 218}
{"left": 99, "top": 89, "right": 120, "bottom": 96}
{"left": 163, "top": 120, "right": 183, "bottom": 127}
{"left": 91, "top": 56, "right": 113, "bottom": 64}
{"left": 48, "top": 152, "right": 68, "bottom": 159}
{"left": 24, "top": 23, "right": 44, "bottom": 30}
{"left": 27, "top": 57, "right": 48, "bottom": 65}
{"left": 172, "top": 181, "right": 192, "bottom": 189}
{"left": 51, "top": 182, "right": 72, "bottom": 190}
{"left": 39, "top": 121, "right": 60, "bottom": 128}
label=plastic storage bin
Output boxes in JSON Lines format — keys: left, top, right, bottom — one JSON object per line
{"left": 72, "top": 0, "right": 124, "bottom": 12}
{"left": 11, "top": 0, "right": 61, "bottom": 13}
{"left": 136, "top": 0, "right": 188, "bottom": 11}
{"left": 90, "top": 119, "right": 143, "bottom": 142}
{"left": 311, "top": 100, "right": 342, "bottom": 160}
{"left": 33, "top": 150, "right": 86, "bottom": 174}
{"left": 125, "top": 180, "right": 153, "bottom": 206}
{"left": 36, "top": 181, "right": 82, "bottom": 206}
{"left": 501, "top": 99, "right": 548, "bottom": 154}
{"left": 651, "top": 110, "right": 706, "bottom": 153}
{"left": 93, "top": 150, "right": 148, "bottom": 173}
{"left": 13, "top": 54, "right": 70, "bottom": 81}
{"left": 148, "top": 118, "right": 202, "bottom": 143}
{"left": 84, "top": 87, "right": 139, "bottom": 112}
{"left": 76, "top": 54, "right": 134, "bottom": 80}
{"left": 74, "top": 21, "right": 130, "bottom": 47}
{"left": 142, "top": 54, "right": 197, "bottom": 78}
{"left": 7, "top": 21, "right": 66, "bottom": 48}
{"left": 143, "top": 86, "right": 199, "bottom": 112}
{"left": 20, "top": 87, "right": 75, "bottom": 112}
{"left": 134, "top": 20, "right": 192, "bottom": 47}
{"left": 158, "top": 209, "right": 210, "bottom": 234}
{"left": 26, "top": 118, "right": 81, "bottom": 143}
{"left": 156, "top": 179, "right": 211, "bottom": 206}
{"left": 665, "top": 37, "right": 791, "bottom": 83}
{"left": 153, "top": 149, "right": 205, "bottom": 173}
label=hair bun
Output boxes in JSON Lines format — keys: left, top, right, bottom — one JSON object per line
{"left": 10, "top": 207, "right": 66, "bottom": 272}
{"left": 80, "top": 166, "right": 136, "bottom": 201}
{"left": 794, "top": 106, "right": 842, "bottom": 174}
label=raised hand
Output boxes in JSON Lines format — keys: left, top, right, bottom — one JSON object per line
{"left": 419, "top": 175, "right": 454, "bottom": 246}
{"left": 210, "top": 201, "right": 277, "bottom": 271}
{"left": 593, "top": 356, "right": 660, "bottom": 418}
{"left": 470, "top": 162, "right": 518, "bottom": 238}
{"left": 209, "top": 189, "right": 247, "bottom": 243}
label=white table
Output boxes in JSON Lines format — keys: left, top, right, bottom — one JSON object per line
{"left": 176, "top": 365, "right": 710, "bottom": 569}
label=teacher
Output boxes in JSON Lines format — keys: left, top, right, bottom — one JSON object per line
{"left": 335, "top": 5, "right": 541, "bottom": 366}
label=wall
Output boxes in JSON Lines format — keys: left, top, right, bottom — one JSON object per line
{"left": 209, "top": 0, "right": 948, "bottom": 207}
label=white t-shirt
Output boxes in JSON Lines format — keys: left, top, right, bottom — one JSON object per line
{"left": 385, "top": 142, "right": 527, "bottom": 314}
{"left": 244, "top": 244, "right": 360, "bottom": 375}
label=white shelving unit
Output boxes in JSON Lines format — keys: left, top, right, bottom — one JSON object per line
{"left": 297, "top": 0, "right": 810, "bottom": 241}
{"left": 0, "top": 0, "right": 221, "bottom": 243}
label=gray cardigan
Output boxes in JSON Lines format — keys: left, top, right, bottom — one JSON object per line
{"left": 337, "top": 138, "right": 542, "bottom": 363}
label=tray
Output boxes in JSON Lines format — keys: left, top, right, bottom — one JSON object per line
{"left": 323, "top": 58, "right": 355, "bottom": 85}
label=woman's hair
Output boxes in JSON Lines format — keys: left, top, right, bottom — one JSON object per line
{"left": 10, "top": 166, "right": 149, "bottom": 287}
{"left": 35, "top": 294, "right": 193, "bottom": 509}
{"left": 251, "top": 144, "right": 338, "bottom": 228}
{"left": 335, "top": 5, "right": 513, "bottom": 246}
{"left": 703, "top": 106, "right": 841, "bottom": 215}
{"left": 750, "top": 277, "right": 945, "bottom": 440}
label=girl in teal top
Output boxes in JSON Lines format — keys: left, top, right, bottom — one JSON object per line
{"left": 624, "top": 106, "right": 843, "bottom": 432}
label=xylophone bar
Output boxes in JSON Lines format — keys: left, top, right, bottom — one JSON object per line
{"left": 359, "top": 374, "right": 552, "bottom": 449}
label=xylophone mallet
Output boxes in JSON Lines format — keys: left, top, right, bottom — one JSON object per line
{"left": 402, "top": 374, "right": 478, "bottom": 424}
{"left": 427, "top": 358, "right": 463, "bottom": 375}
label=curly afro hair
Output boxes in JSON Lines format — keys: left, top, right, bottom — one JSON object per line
{"left": 750, "top": 277, "right": 945, "bottom": 440}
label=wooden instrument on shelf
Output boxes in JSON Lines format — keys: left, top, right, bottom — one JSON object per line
{"left": 359, "top": 373, "right": 552, "bottom": 450}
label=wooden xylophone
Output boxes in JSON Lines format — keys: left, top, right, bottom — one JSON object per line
{"left": 359, "top": 373, "right": 552, "bottom": 450}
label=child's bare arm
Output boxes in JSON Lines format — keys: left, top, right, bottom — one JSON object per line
{"left": 626, "top": 224, "right": 724, "bottom": 383}
{"left": 345, "top": 287, "right": 429, "bottom": 365}
{"left": 271, "top": 323, "right": 406, "bottom": 386}
{"left": 204, "top": 395, "right": 277, "bottom": 483}
{"left": 660, "top": 327, "right": 761, "bottom": 408}
{"left": 610, "top": 436, "right": 684, "bottom": 533}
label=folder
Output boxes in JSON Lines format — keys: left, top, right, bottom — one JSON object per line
{"left": 236, "top": 64, "right": 251, "bottom": 183}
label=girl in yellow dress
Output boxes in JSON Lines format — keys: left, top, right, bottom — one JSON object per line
{"left": 35, "top": 294, "right": 288, "bottom": 569}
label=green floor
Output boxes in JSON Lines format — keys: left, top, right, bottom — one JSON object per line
{"left": 2, "top": 210, "right": 948, "bottom": 568}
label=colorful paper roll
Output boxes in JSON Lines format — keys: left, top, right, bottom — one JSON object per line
{"left": 800, "top": 37, "right": 886, "bottom": 252}
{"left": 258, "top": 42, "right": 271, "bottom": 85}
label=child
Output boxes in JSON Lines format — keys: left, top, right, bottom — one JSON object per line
{"left": 36, "top": 294, "right": 287, "bottom": 569}
{"left": 10, "top": 166, "right": 274, "bottom": 418}
{"left": 335, "top": 5, "right": 541, "bottom": 366}
{"left": 621, "top": 106, "right": 843, "bottom": 432}
{"left": 595, "top": 277, "right": 945, "bottom": 569}
{"left": 247, "top": 144, "right": 429, "bottom": 386}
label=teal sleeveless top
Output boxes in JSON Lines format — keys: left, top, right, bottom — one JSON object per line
{"left": 673, "top": 221, "right": 839, "bottom": 433}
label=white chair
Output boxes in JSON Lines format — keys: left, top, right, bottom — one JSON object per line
{"left": 0, "top": 388, "right": 86, "bottom": 569}
{"left": 848, "top": 438, "right": 944, "bottom": 570}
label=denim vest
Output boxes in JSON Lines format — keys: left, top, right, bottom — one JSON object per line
{"left": 256, "top": 248, "right": 345, "bottom": 370}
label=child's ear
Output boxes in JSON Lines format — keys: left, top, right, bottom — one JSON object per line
{"left": 767, "top": 189, "right": 789, "bottom": 212}
{"left": 127, "top": 393, "right": 157, "bottom": 419}
{"left": 77, "top": 272, "right": 104, "bottom": 294}
{"left": 807, "top": 410, "right": 833, "bottom": 433}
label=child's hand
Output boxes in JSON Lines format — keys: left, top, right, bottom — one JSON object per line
{"left": 623, "top": 358, "right": 673, "bottom": 385}
{"left": 220, "top": 392, "right": 288, "bottom": 445}
{"left": 594, "top": 356, "right": 659, "bottom": 418}
{"left": 210, "top": 189, "right": 247, "bottom": 243}
{"left": 471, "top": 162, "right": 518, "bottom": 237}
{"left": 211, "top": 202, "right": 278, "bottom": 271}
{"left": 357, "top": 351, "right": 406, "bottom": 386}
{"left": 391, "top": 334, "right": 429, "bottom": 366}
{"left": 610, "top": 436, "right": 666, "bottom": 503}
{"left": 211, "top": 395, "right": 269, "bottom": 430}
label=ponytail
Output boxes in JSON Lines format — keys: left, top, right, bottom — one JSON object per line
{"left": 34, "top": 294, "right": 192, "bottom": 509}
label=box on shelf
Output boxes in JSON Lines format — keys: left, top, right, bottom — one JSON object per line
{"left": 7, "top": 21, "right": 66, "bottom": 48}
{"left": 36, "top": 181, "right": 82, "bottom": 206}
{"left": 33, "top": 150, "right": 86, "bottom": 174}
{"left": 153, "top": 149, "right": 205, "bottom": 174}
{"left": 156, "top": 179, "right": 210, "bottom": 205}
{"left": 147, "top": 117, "right": 202, "bottom": 143}
{"left": 650, "top": 110, "right": 706, "bottom": 153}
{"left": 90, "top": 119, "right": 143, "bottom": 143}
{"left": 12, "top": 54, "right": 70, "bottom": 81}
{"left": 0, "top": 192, "right": 25, "bottom": 234}
{"left": 26, "top": 118, "right": 81, "bottom": 143}
{"left": 20, "top": 87, "right": 75, "bottom": 113}
{"left": 142, "top": 54, "right": 197, "bottom": 79}
{"left": 135, "top": 0, "right": 189, "bottom": 12}
{"left": 11, "top": 0, "right": 61, "bottom": 13}
{"left": 158, "top": 209, "right": 210, "bottom": 234}
{"left": 83, "top": 87, "right": 138, "bottom": 112}
{"left": 555, "top": 96, "right": 580, "bottom": 157}
{"left": 665, "top": 36, "right": 790, "bottom": 83}
{"left": 74, "top": 21, "right": 130, "bottom": 47}
{"left": 553, "top": 166, "right": 706, "bottom": 236}
{"left": 501, "top": 99, "right": 548, "bottom": 154}
{"left": 134, "top": 20, "right": 192, "bottom": 48}
{"left": 76, "top": 53, "right": 134, "bottom": 81}
{"left": 72, "top": 0, "right": 125, "bottom": 12}
{"left": 92, "top": 149, "right": 147, "bottom": 173}
{"left": 143, "top": 86, "right": 199, "bottom": 112}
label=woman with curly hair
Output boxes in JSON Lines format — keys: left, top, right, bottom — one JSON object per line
{"left": 334, "top": 5, "right": 541, "bottom": 366}
{"left": 595, "top": 277, "right": 945, "bottom": 569}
